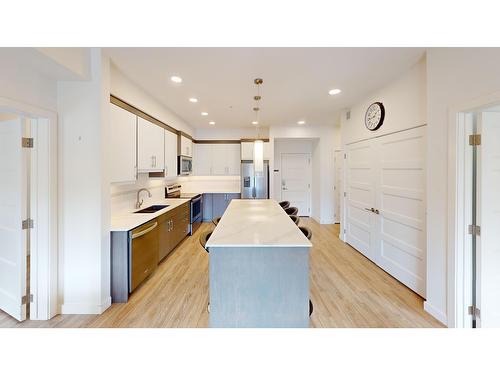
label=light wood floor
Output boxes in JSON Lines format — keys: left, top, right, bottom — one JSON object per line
{"left": 0, "top": 219, "right": 444, "bottom": 328}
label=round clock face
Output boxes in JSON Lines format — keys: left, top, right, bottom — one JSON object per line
{"left": 365, "top": 102, "right": 385, "bottom": 131}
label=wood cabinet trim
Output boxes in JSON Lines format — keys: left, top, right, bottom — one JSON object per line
{"left": 111, "top": 94, "right": 180, "bottom": 136}
{"left": 193, "top": 139, "right": 241, "bottom": 144}
{"left": 110, "top": 95, "right": 268, "bottom": 145}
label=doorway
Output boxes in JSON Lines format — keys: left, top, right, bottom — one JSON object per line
{"left": 0, "top": 98, "right": 58, "bottom": 322}
{"left": 333, "top": 150, "right": 343, "bottom": 224}
{"left": 280, "top": 153, "right": 312, "bottom": 216}
{"left": 457, "top": 108, "right": 500, "bottom": 328}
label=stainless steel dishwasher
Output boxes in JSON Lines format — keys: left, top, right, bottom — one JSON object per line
{"left": 129, "top": 220, "right": 159, "bottom": 292}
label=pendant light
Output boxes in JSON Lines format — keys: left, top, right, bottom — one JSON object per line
{"left": 253, "top": 78, "right": 264, "bottom": 175}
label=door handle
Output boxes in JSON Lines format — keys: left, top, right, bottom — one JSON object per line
{"left": 373, "top": 209, "right": 380, "bottom": 215}
{"left": 364, "top": 208, "right": 374, "bottom": 213}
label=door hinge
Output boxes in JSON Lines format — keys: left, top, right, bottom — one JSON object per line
{"left": 22, "top": 219, "right": 34, "bottom": 230}
{"left": 21, "top": 294, "right": 34, "bottom": 305}
{"left": 468, "top": 305, "right": 481, "bottom": 319}
{"left": 468, "top": 224, "right": 481, "bottom": 236}
{"left": 22, "top": 137, "right": 34, "bottom": 148}
{"left": 343, "top": 192, "right": 346, "bottom": 197}
{"left": 344, "top": 154, "right": 346, "bottom": 159}
{"left": 469, "top": 134, "right": 481, "bottom": 146}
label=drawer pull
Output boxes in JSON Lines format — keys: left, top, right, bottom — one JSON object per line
{"left": 132, "top": 222, "right": 158, "bottom": 239}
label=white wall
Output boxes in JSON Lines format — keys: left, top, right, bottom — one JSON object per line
{"left": 110, "top": 64, "right": 194, "bottom": 136}
{"left": 0, "top": 49, "right": 58, "bottom": 112}
{"left": 426, "top": 48, "right": 500, "bottom": 326}
{"left": 58, "top": 48, "right": 111, "bottom": 314}
{"left": 341, "top": 58, "right": 426, "bottom": 145}
{"left": 270, "top": 125, "right": 335, "bottom": 224}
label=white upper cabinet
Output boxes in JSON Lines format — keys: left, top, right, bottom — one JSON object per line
{"left": 213, "top": 144, "right": 240, "bottom": 175}
{"left": 137, "top": 117, "right": 165, "bottom": 172}
{"left": 109, "top": 104, "right": 137, "bottom": 183}
{"left": 164, "top": 130, "right": 178, "bottom": 177}
{"left": 194, "top": 143, "right": 241, "bottom": 176}
{"left": 194, "top": 143, "right": 213, "bottom": 175}
{"left": 241, "top": 141, "right": 270, "bottom": 161}
{"left": 180, "top": 134, "right": 193, "bottom": 157}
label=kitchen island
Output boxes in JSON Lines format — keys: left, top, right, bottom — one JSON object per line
{"left": 205, "top": 199, "right": 312, "bottom": 328}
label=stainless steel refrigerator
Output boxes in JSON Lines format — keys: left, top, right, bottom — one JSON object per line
{"left": 241, "top": 160, "right": 269, "bottom": 199}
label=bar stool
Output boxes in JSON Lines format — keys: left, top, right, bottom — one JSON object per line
{"left": 279, "top": 201, "right": 290, "bottom": 210}
{"left": 212, "top": 216, "right": 221, "bottom": 226}
{"left": 299, "top": 226, "right": 312, "bottom": 240}
{"left": 199, "top": 230, "right": 213, "bottom": 253}
{"left": 284, "top": 206, "right": 298, "bottom": 216}
{"left": 289, "top": 215, "right": 300, "bottom": 226}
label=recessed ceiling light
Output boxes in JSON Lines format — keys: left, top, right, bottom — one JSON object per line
{"left": 252, "top": 121, "right": 259, "bottom": 125}
{"left": 170, "top": 76, "right": 182, "bottom": 83}
{"left": 297, "top": 120, "right": 306, "bottom": 125}
{"left": 201, "top": 112, "right": 208, "bottom": 116}
{"left": 209, "top": 121, "right": 215, "bottom": 125}
{"left": 329, "top": 88, "right": 341, "bottom": 96}
{"left": 189, "top": 97, "right": 198, "bottom": 103}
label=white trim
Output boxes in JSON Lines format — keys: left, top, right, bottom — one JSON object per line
{"left": 424, "top": 301, "right": 448, "bottom": 325}
{"left": 0, "top": 96, "right": 58, "bottom": 321}
{"left": 61, "top": 297, "right": 112, "bottom": 315}
{"left": 447, "top": 90, "right": 500, "bottom": 328}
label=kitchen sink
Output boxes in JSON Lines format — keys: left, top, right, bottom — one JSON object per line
{"left": 134, "top": 205, "right": 168, "bottom": 214}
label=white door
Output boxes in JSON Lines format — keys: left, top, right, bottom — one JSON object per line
{"left": 345, "top": 140, "right": 377, "bottom": 260}
{"left": 375, "top": 127, "right": 426, "bottom": 297}
{"left": 137, "top": 117, "right": 165, "bottom": 172}
{"left": 0, "top": 116, "right": 28, "bottom": 321}
{"left": 345, "top": 127, "right": 426, "bottom": 297}
{"left": 281, "top": 153, "right": 311, "bottom": 216}
{"left": 109, "top": 104, "right": 137, "bottom": 183}
{"left": 477, "top": 112, "right": 500, "bottom": 327}
{"left": 164, "top": 129, "right": 178, "bottom": 177}
{"left": 334, "top": 150, "right": 343, "bottom": 223}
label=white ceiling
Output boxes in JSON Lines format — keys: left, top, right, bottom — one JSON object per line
{"left": 105, "top": 48, "right": 425, "bottom": 129}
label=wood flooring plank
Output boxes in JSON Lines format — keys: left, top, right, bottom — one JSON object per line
{"left": 0, "top": 220, "right": 444, "bottom": 328}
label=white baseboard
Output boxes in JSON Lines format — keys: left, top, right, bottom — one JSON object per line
{"left": 424, "top": 301, "right": 448, "bottom": 326}
{"left": 61, "top": 296, "right": 112, "bottom": 315}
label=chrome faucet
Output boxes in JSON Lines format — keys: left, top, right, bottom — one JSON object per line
{"left": 136, "top": 188, "right": 152, "bottom": 209}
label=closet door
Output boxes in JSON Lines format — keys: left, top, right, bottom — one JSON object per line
{"left": 345, "top": 139, "right": 378, "bottom": 261}
{"left": 345, "top": 126, "right": 427, "bottom": 297}
{"left": 375, "top": 126, "right": 426, "bottom": 297}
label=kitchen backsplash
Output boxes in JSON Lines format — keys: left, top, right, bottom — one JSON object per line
{"left": 111, "top": 174, "right": 241, "bottom": 215}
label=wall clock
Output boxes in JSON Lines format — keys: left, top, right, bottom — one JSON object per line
{"left": 364, "top": 102, "right": 385, "bottom": 131}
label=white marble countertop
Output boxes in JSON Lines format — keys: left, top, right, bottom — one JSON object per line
{"left": 182, "top": 189, "right": 241, "bottom": 194}
{"left": 111, "top": 198, "right": 190, "bottom": 232}
{"left": 205, "top": 199, "right": 312, "bottom": 248}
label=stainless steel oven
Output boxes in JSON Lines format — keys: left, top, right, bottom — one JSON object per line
{"left": 190, "top": 194, "right": 202, "bottom": 234}
{"left": 166, "top": 184, "right": 202, "bottom": 235}
{"left": 178, "top": 156, "right": 192, "bottom": 175}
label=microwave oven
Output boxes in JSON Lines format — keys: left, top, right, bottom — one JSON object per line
{"left": 178, "top": 155, "right": 192, "bottom": 175}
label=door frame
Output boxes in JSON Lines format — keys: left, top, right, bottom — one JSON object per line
{"left": 0, "top": 96, "right": 58, "bottom": 320}
{"left": 280, "top": 152, "right": 312, "bottom": 217}
{"left": 447, "top": 90, "right": 500, "bottom": 328}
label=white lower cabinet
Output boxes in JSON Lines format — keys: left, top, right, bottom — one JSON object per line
{"left": 164, "top": 130, "right": 178, "bottom": 177}
{"left": 109, "top": 104, "right": 137, "bottom": 183}
{"left": 194, "top": 143, "right": 240, "bottom": 176}
{"left": 138, "top": 117, "right": 165, "bottom": 172}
